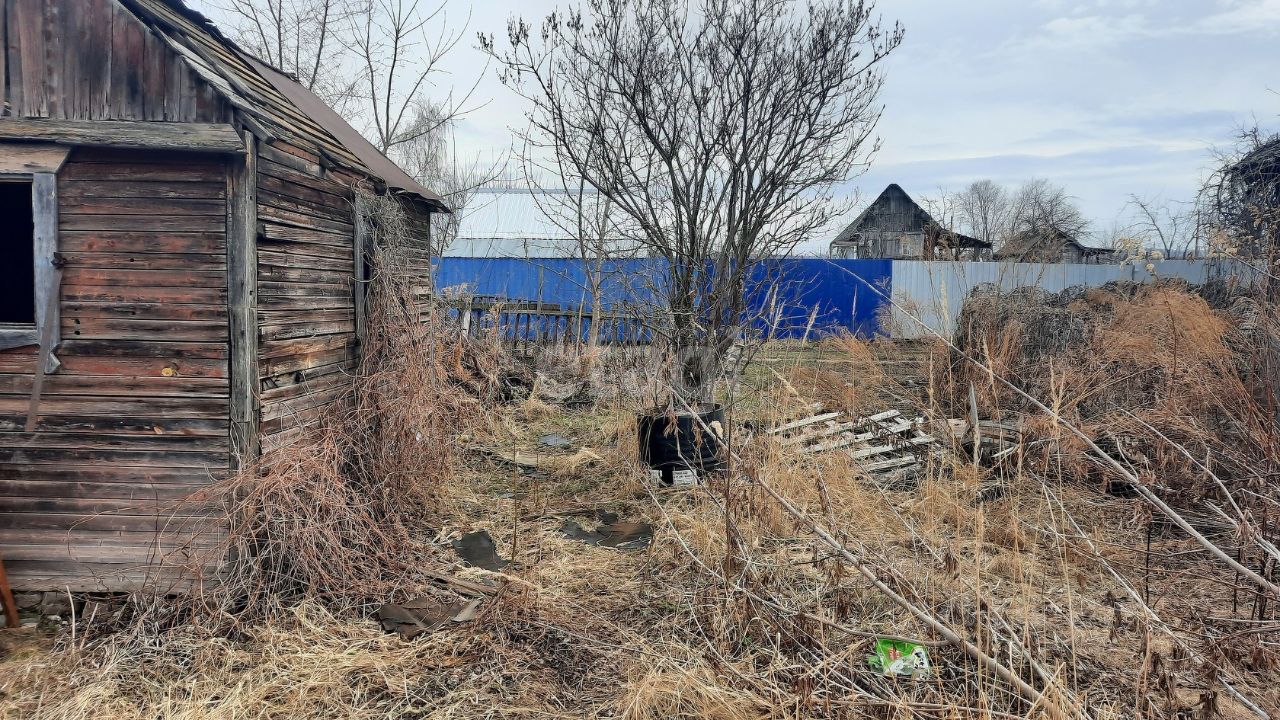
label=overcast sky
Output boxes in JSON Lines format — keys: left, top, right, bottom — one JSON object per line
{"left": 198, "top": 0, "right": 1280, "bottom": 247}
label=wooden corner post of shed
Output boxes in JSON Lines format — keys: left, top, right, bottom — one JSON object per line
{"left": 353, "top": 193, "right": 369, "bottom": 344}
{"left": 228, "top": 129, "right": 259, "bottom": 470}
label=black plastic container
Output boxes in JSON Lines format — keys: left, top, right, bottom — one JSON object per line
{"left": 637, "top": 403, "right": 725, "bottom": 486}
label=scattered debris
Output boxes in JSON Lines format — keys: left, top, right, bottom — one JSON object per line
{"left": 376, "top": 596, "right": 482, "bottom": 640}
{"left": 451, "top": 530, "right": 509, "bottom": 570}
{"left": 538, "top": 433, "right": 573, "bottom": 448}
{"left": 936, "top": 418, "right": 1025, "bottom": 461}
{"left": 559, "top": 513, "right": 653, "bottom": 550}
{"left": 867, "top": 637, "right": 932, "bottom": 679}
{"left": 476, "top": 446, "right": 604, "bottom": 471}
{"left": 535, "top": 372, "right": 591, "bottom": 406}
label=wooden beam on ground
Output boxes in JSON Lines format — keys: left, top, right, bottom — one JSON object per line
{"left": 0, "top": 119, "right": 244, "bottom": 153}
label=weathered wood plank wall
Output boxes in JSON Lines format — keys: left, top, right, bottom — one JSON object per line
{"left": 0, "top": 0, "right": 442, "bottom": 591}
{"left": 254, "top": 140, "right": 435, "bottom": 457}
{"left": 255, "top": 141, "right": 360, "bottom": 456}
{"left": 1, "top": 0, "right": 227, "bottom": 122}
{"left": 0, "top": 149, "right": 229, "bottom": 591}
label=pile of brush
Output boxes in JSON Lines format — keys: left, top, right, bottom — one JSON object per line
{"left": 941, "top": 280, "right": 1280, "bottom": 504}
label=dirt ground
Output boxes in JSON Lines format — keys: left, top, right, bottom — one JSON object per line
{"left": 1, "top": 338, "right": 1277, "bottom": 719}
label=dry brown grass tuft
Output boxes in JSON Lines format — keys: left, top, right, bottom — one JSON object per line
{"left": 612, "top": 660, "right": 773, "bottom": 719}
{"left": 1097, "top": 286, "right": 1234, "bottom": 371}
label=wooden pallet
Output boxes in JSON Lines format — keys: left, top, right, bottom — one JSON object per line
{"left": 771, "top": 408, "right": 946, "bottom": 477}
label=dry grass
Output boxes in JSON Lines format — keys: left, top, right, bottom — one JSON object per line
{"left": 3, "top": 281, "right": 1279, "bottom": 719}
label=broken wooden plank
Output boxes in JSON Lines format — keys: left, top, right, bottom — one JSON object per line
{"left": 806, "top": 433, "right": 936, "bottom": 457}
{"left": 860, "top": 455, "right": 925, "bottom": 473}
{"left": 770, "top": 412, "right": 841, "bottom": 435}
{"left": 782, "top": 419, "right": 859, "bottom": 445}
{"left": 848, "top": 435, "right": 936, "bottom": 460}
{"left": 860, "top": 409, "right": 902, "bottom": 425}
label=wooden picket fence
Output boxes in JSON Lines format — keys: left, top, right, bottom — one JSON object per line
{"left": 447, "top": 296, "right": 652, "bottom": 349}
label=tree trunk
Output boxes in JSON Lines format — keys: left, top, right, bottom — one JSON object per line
{"left": 671, "top": 342, "right": 718, "bottom": 408}
{"left": 589, "top": 294, "right": 603, "bottom": 350}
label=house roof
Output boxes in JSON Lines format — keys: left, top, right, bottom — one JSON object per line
{"left": 120, "top": 0, "right": 447, "bottom": 211}
{"left": 457, "top": 188, "right": 584, "bottom": 242}
{"left": 832, "top": 184, "right": 921, "bottom": 246}
{"left": 994, "top": 226, "right": 1111, "bottom": 261}
{"left": 447, "top": 187, "right": 642, "bottom": 258}
{"left": 831, "top": 183, "right": 990, "bottom": 250}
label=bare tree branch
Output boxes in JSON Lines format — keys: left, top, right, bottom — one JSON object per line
{"left": 482, "top": 0, "right": 901, "bottom": 405}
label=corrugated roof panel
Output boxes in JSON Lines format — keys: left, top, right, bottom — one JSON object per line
{"left": 448, "top": 188, "right": 644, "bottom": 258}
{"left": 455, "top": 189, "right": 579, "bottom": 241}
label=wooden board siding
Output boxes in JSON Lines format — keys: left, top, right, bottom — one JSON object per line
{"left": 254, "top": 141, "right": 435, "bottom": 455}
{"left": 399, "top": 201, "right": 436, "bottom": 318}
{"left": 0, "top": 148, "right": 230, "bottom": 591}
{"left": 1, "top": 0, "right": 228, "bottom": 123}
{"left": 255, "top": 141, "right": 359, "bottom": 454}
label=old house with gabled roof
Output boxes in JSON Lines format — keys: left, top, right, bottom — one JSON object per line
{"left": 0, "top": 0, "right": 446, "bottom": 592}
{"left": 829, "top": 184, "right": 991, "bottom": 261}
{"left": 994, "top": 226, "right": 1114, "bottom": 264}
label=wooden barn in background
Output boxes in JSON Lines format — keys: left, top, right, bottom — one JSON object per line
{"left": 0, "top": 0, "right": 446, "bottom": 591}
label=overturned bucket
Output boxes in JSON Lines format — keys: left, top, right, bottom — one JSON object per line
{"left": 637, "top": 403, "right": 725, "bottom": 487}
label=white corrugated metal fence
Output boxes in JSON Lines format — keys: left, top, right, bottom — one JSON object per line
{"left": 888, "top": 259, "right": 1248, "bottom": 339}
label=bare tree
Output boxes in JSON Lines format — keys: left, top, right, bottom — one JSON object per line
{"left": 528, "top": 178, "right": 632, "bottom": 349}
{"left": 1008, "top": 178, "right": 1090, "bottom": 241}
{"left": 393, "top": 103, "right": 507, "bottom": 255}
{"left": 217, "top": 0, "right": 482, "bottom": 157}
{"left": 215, "top": 0, "right": 494, "bottom": 253}
{"left": 1122, "top": 194, "right": 1201, "bottom": 259}
{"left": 482, "top": 0, "right": 901, "bottom": 405}
{"left": 214, "top": 0, "right": 357, "bottom": 110}
{"left": 346, "top": 0, "right": 479, "bottom": 155}
{"left": 919, "top": 187, "right": 967, "bottom": 259}
{"left": 956, "top": 179, "right": 1009, "bottom": 247}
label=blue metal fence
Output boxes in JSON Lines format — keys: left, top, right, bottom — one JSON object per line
{"left": 432, "top": 257, "right": 891, "bottom": 339}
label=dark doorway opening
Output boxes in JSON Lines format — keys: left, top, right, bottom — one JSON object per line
{"left": 0, "top": 181, "right": 35, "bottom": 325}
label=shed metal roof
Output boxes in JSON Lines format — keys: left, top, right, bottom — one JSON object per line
{"left": 456, "top": 188, "right": 584, "bottom": 242}
{"left": 446, "top": 187, "right": 643, "bottom": 257}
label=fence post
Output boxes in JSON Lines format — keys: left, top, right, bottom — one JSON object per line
{"left": 460, "top": 296, "right": 473, "bottom": 336}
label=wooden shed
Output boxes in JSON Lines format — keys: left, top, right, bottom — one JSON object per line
{"left": 0, "top": 0, "right": 446, "bottom": 591}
